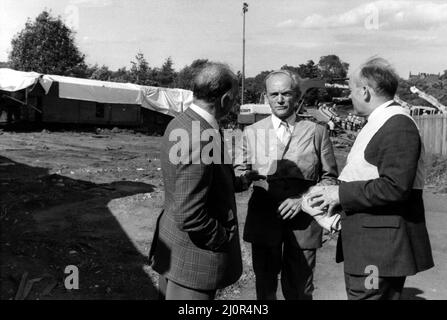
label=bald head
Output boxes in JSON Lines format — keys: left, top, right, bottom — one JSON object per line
{"left": 264, "top": 69, "right": 302, "bottom": 97}
{"left": 264, "top": 69, "right": 302, "bottom": 120}
{"left": 351, "top": 57, "right": 399, "bottom": 99}
{"left": 349, "top": 57, "right": 400, "bottom": 116}
{"left": 192, "top": 62, "right": 238, "bottom": 104}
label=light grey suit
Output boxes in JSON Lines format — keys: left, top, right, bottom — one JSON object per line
{"left": 234, "top": 115, "right": 338, "bottom": 299}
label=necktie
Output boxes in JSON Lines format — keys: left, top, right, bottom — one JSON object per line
{"left": 280, "top": 121, "right": 292, "bottom": 145}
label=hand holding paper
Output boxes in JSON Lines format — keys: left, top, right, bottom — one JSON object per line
{"left": 301, "top": 186, "right": 342, "bottom": 232}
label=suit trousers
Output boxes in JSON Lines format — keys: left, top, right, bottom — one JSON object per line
{"left": 251, "top": 231, "right": 316, "bottom": 300}
{"left": 158, "top": 276, "right": 216, "bottom": 300}
{"left": 344, "top": 273, "right": 406, "bottom": 300}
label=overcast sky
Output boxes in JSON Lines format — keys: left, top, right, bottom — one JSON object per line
{"left": 1, "top": 0, "right": 446, "bottom": 78}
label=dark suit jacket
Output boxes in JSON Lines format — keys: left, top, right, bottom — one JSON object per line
{"left": 234, "top": 116, "right": 339, "bottom": 248}
{"left": 338, "top": 114, "right": 434, "bottom": 276}
{"left": 149, "top": 107, "right": 242, "bottom": 290}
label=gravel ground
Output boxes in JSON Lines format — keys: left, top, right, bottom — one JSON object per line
{"left": 1, "top": 128, "right": 445, "bottom": 300}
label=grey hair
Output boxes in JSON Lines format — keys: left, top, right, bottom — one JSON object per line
{"left": 264, "top": 69, "right": 302, "bottom": 96}
{"left": 192, "top": 62, "right": 238, "bottom": 103}
{"left": 355, "top": 57, "right": 399, "bottom": 99}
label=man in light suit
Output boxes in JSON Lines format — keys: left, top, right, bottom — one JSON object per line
{"left": 309, "top": 57, "right": 434, "bottom": 300}
{"left": 150, "top": 62, "right": 258, "bottom": 300}
{"left": 234, "top": 70, "right": 339, "bottom": 300}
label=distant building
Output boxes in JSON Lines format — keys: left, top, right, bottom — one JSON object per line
{"left": 409, "top": 72, "right": 441, "bottom": 82}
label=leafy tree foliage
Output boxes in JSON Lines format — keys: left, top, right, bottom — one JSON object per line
{"left": 9, "top": 11, "right": 87, "bottom": 76}
{"left": 110, "top": 67, "right": 131, "bottom": 83}
{"left": 155, "top": 57, "right": 177, "bottom": 87}
{"left": 89, "top": 64, "right": 113, "bottom": 81}
{"left": 242, "top": 70, "right": 272, "bottom": 104}
{"left": 129, "top": 52, "right": 157, "bottom": 85}
{"left": 318, "top": 55, "right": 349, "bottom": 79}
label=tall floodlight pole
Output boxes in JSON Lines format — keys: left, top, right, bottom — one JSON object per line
{"left": 242, "top": 2, "right": 248, "bottom": 106}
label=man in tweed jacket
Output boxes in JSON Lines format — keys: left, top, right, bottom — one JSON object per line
{"left": 149, "top": 62, "right": 257, "bottom": 300}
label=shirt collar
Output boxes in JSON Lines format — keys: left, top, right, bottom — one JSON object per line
{"left": 189, "top": 103, "right": 219, "bottom": 131}
{"left": 271, "top": 112, "right": 296, "bottom": 130}
{"left": 367, "top": 100, "right": 395, "bottom": 123}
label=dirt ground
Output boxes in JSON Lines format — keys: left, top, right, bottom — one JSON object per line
{"left": 0, "top": 127, "right": 446, "bottom": 300}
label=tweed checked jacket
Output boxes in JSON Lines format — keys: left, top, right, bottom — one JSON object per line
{"left": 149, "top": 107, "right": 243, "bottom": 291}
{"left": 234, "top": 116, "right": 339, "bottom": 248}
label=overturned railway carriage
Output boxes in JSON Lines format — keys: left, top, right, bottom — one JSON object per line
{"left": 39, "top": 81, "right": 173, "bottom": 132}
{"left": 0, "top": 89, "right": 24, "bottom": 122}
{"left": 0, "top": 68, "right": 193, "bottom": 132}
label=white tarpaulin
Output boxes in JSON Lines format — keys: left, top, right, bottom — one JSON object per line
{"left": 40, "top": 74, "right": 193, "bottom": 116}
{"left": 0, "top": 68, "right": 41, "bottom": 92}
{"left": 40, "top": 75, "right": 142, "bottom": 103}
{"left": 0, "top": 69, "right": 193, "bottom": 116}
{"left": 138, "top": 86, "right": 193, "bottom": 116}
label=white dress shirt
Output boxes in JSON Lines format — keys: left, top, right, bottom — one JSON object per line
{"left": 189, "top": 103, "right": 219, "bottom": 130}
{"left": 271, "top": 112, "right": 296, "bottom": 145}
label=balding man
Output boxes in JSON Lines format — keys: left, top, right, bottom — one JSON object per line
{"left": 149, "top": 62, "right": 257, "bottom": 300}
{"left": 309, "top": 57, "right": 434, "bottom": 300}
{"left": 234, "top": 70, "right": 338, "bottom": 300}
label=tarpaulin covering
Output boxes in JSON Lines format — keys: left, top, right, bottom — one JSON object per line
{"left": 40, "top": 74, "right": 193, "bottom": 116}
{"left": 138, "top": 86, "right": 193, "bottom": 116}
{"left": 0, "top": 69, "right": 193, "bottom": 116}
{"left": 40, "top": 75, "right": 142, "bottom": 103}
{"left": 0, "top": 68, "right": 41, "bottom": 92}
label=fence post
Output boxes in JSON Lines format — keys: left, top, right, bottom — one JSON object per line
{"left": 442, "top": 114, "right": 447, "bottom": 156}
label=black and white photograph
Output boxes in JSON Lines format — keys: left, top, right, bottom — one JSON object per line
{"left": 0, "top": 0, "right": 446, "bottom": 305}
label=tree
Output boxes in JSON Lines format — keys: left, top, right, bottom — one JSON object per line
{"left": 441, "top": 70, "right": 447, "bottom": 81}
{"left": 317, "top": 55, "right": 350, "bottom": 102}
{"left": 89, "top": 64, "right": 113, "bottom": 81}
{"left": 155, "top": 57, "right": 177, "bottom": 87}
{"left": 318, "top": 55, "right": 349, "bottom": 79}
{"left": 243, "top": 70, "right": 273, "bottom": 104}
{"left": 0, "top": 61, "right": 10, "bottom": 68}
{"left": 128, "top": 52, "right": 157, "bottom": 86}
{"left": 9, "top": 11, "right": 87, "bottom": 76}
{"left": 297, "top": 60, "right": 321, "bottom": 79}
{"left": 111, "top": 67, "right": 131, "bottom": 83}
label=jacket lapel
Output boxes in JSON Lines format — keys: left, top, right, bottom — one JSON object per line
{"left": 184, "top": 107, "right": 214, "bottom": 132}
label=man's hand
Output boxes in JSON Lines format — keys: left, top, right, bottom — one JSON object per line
{"left": 241, "top": 170, "right": 266, "bottom": 185}
{"left": 245, "top": 170, "right": 266, "bottom": 181}
{"left": 308, "top": 185, "right": 340, "bottom": 217}
{"left": 278, "top": 196, "right": 302, "bottom": 220}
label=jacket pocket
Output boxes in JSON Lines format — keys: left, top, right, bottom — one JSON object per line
{"left": 362, "top": 216, "right": 401, "bottom": 228}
